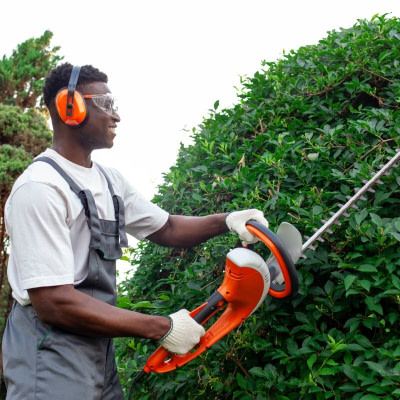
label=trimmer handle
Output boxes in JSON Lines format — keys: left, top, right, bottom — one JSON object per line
{"left": 246, "top": 220, "right": 298, "bottom": 298}
{"left": 192, "top": 291, "right": 226, "bottom": 323}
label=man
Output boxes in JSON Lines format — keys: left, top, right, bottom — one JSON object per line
{"left": 2, "top": 63, "right": 268, "bottom": 399}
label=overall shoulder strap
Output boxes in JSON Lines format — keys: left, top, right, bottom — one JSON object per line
{"left": 33, "top": 156, "right": 82, "bottom": 195}
{"left": 95, "top": 164, "right": 129, "bottom": 247}
{"left": 32, "top": 156, "right": 103, "bottom": 249}
{"left": 95, "top": 164, "right": 115, "bottom": 196}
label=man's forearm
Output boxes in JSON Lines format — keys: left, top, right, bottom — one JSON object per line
{"left": 147, "top": 213, "right": 229, "bottom": 247}
{"left": 28, "top": 285, "right": 170, "bottom": 340}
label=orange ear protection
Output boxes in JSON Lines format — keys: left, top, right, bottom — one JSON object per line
{"left": 55, "top": 66, "right": 87, "bottom": 127}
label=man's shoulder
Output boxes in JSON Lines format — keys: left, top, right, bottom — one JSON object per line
{"left": 16, "top": 157, "right": 69, "bottom": 188}
{"left": 8, "top": 151, "right": 73, "bottom": 206}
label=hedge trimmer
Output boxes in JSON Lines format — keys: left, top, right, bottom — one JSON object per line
{"left": 128, "top": 149, "right": 399, "bottom": 397}
{"left": 128, "top": 220, "right": 299, "bottom": 398}
{"left": 269, "top": 148, "right": 400, "bottom": 286}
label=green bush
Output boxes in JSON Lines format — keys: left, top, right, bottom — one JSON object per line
{"left": 117, "top": 14, "right": 400, "bottom": 399}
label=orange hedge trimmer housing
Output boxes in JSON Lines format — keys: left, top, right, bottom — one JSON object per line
{"left": 129, "top": 220, "right": 299, "bottom": 396}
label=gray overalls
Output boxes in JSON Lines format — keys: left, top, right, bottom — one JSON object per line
{"left": 3, "top": 157, "right": 129, "bottom": 400}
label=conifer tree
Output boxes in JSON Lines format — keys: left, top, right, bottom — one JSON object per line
{"left": 0, "top": 31, "right": 60, "bottom": 388}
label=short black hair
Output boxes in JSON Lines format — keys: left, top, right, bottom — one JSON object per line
{"left": 43, "top": 62, "right": 108, "bottom": 107}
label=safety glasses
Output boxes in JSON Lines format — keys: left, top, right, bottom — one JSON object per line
{"left": 83, "top": 93, "right": 118, "bottom": 116}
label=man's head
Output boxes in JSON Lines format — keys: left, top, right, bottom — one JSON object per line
{"left": 43, "top": 63, "right": 108, "bottom": 109}
{"left": 44, "top": 63, "right": 120, "bottom": 152}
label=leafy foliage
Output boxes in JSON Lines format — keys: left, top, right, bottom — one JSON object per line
{"left": 117, "top": 15, "right": 400, "bottom": 399}
{"left": 0, "top": 30, "right": 61, "bottom": 109}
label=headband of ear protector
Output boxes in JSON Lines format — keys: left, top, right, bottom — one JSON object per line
{"left": 55, "top": 66, "right": 87, "bottom": 127}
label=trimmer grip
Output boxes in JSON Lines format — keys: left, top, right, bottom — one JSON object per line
{"left": 192, "top": 291, "right": 226, "bottom": 323}
{"left": 246, "top": 220, "right": 298, "bottom": 298}
{"left": 143, "top": 291, "right": 227, "bottom": 374}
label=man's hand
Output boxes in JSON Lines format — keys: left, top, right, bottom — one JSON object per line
{"left": 160, "top": 309, "right": 205, "bottom": 355}
{"left": 225, "top": 209, "right": 269, "bottom": 245}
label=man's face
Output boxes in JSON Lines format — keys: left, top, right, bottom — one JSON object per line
{"left": 77, "top": 81, "right": 120, "bottom": 150}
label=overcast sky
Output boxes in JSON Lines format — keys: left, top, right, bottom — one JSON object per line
{"left": 3, "top": 1, "right": 400, "bottom": 199}
{"left": 3, "top": 1, "right": 399, "bottom": 276}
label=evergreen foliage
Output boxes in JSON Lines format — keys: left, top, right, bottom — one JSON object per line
{"left": 0, "top": 32, "right": 60, "bottom": 376}
{"left": 117, "top": 15, "right": 400, "bottom": 399}
{"left": 0, "top": 30, "right": 61, "bottom": 109}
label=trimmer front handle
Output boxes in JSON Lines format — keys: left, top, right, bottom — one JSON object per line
{"left": 246, "top": 220, "right": 299, "bottom": 298}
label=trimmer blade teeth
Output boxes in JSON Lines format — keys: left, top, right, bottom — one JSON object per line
{"left": 361, "top": 181, "right": 376, "bottom": 193}
{"left": 301, "top": 150, "right": 400, "bottom": 255}
{"left": 329, "top": 211, "right": 341, "bottom": 224}
{"left": 316, "top": 236, "right": 325, "bottom": 242}
{"left": 345, "top": 196, "right": 359, "bottom": 209}
{"left": 334, "top": 205, "right": 350, "bottom": 217}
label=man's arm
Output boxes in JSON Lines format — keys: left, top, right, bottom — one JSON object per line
{"left": 28, "top": 285, "right": 205, "bottom": 355}
{"left": 28, "top": 209, "right": 267, "bottom": 350}
{"left": 28, "top": 284, "right": 171, "bottom": 340}
{"left": 146, "top": 214, "right": 229, "bottom": 247}
{"left": 146, "top": 209, "right": 269, "bottom": 248}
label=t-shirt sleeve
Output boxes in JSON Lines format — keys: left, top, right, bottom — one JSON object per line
{"left": 6, "top": 182, "right": 75, "bottom": 290}
{"left": 120, "top": 176, "right": 169, "bottom": 240}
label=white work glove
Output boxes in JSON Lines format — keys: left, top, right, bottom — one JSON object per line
{"left": 225, "top": 209, "right": 269, "bottom": 245}
{"left": 160, "top": 309, "right": 205, "bottom": 355}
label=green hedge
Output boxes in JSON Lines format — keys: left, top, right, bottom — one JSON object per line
{"left": 117, "top": 15, "right": 400, "bottom": 399}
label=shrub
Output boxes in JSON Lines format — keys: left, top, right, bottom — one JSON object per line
{"left": 117, "top": 14, "right": 400, "bottom": 399}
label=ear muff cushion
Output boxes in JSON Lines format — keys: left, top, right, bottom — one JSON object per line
{"left": 55, "top": 88, "right": 87, "bottom": 126}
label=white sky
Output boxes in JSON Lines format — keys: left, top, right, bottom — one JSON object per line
{"left": 3, "top": 0, "right": 400, "bottom": 200}
{"left": 0, "top": 0, "right": 400, "bottom": 198}
{"left": 3, "top": 1, "right": 399, "bottom": 277}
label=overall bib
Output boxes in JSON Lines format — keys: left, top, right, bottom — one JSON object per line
{"left": 3, "top": 157, "right": 129, "bottom": 400}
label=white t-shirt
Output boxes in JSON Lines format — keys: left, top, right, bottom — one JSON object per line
{"left": 5, "top": 149, "right": 169, "bottom": 306}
